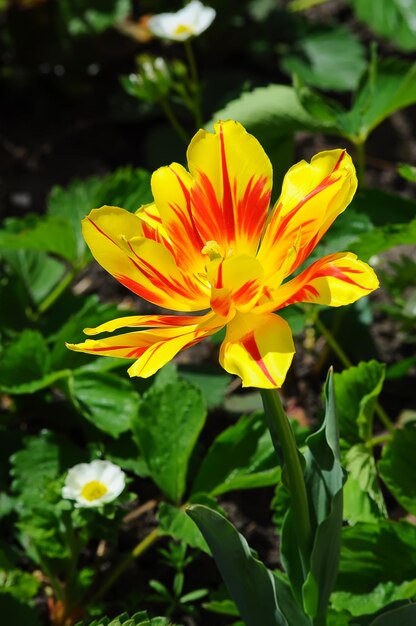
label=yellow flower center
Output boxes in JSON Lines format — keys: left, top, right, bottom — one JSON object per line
{"left": 174, "top": 23, "right": 194, "bottom": 35}
{"left": 201, "top": 240, "right": 223, "bottom": 261}
{"left": 81, "top": 480, "right": 108, "bottom": 502}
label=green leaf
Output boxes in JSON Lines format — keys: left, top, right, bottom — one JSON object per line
{"left": 398, "top": 164, "right": 416, "bottom": 183}
{"left": 351, "top": 602, "right": 416, "bottom": 626}
{"left": 75, "top": 611, "right": 171, "bottom": 626}
{"left": 59, "top": 0, "right": 131, "bottom": 36}
{"left": 331, "top": 580, "right": 416, "bottom": 617}
{"left": 49, "top": 295, "right": 124, "bottom": 370}
{"left": 378, "top": 426, "right": 416, "bottom": 515}
{"left": 187, "top": 505, "right": 288, "bottom": 626}
{"left": 333, "top": 361, "right": 385, "bottom": 444}
{"left": 343, "top": 444, "right": 386, "bottom": 524}
{"left": 0, "top": 569, "right": 40, "bottom": 602}
{"left": 192, "top": 412, "right": 279, "bottom": 496}
{"left": 1, "top": 249, "right": 66, "bottom": 307}
{"left": 0, "top": 216, "right": 78, "bottom": 264}
{"left": 101, "top": 434, "right": 150, "bottom": 478}
{"left": 178, "top": 365, "right": 232, "bottom": 409}
{"left": 70, "top": 371, "right": 139, "bottom": 438}
{"left": 273, "top": 570, "right": 312, "bottom": 626}
{"left": 337, "top": 520, "right": 416, "bottom": 593}
{"left": 158, "top": 495, "right": 223, "bottom": 554}
{"left": 351, "top": 0, "right": 416, "bottom": 52}
{"left": 47, "top": 167, "right": 152, "bottom": 264}
{"left": 203, "top": 597, "right": 239, "bottom": 616}
{"left": 11, "top": 431, "right": 83, "bottom": 506}
{"left": 349, "top": 219, "right": 416, "bottom": 263}
{"left": 339, "top": 58, "right": 416, "bottom": 141}
{"left": 132, "top": 379, "right": 206, "bottom": 502}
{"left": 300, "top": 370, "right": 345, "bottom": 620}
{"left": 0, "top": 330, "right": 50, "bottom": 391}
{"left": 282, "top": 26, "right": 366, "bottom": 92}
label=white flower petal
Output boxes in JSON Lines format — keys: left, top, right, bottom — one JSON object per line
{"left": 147, "top": 1, "right": 215, "bottom": 41}
{"left": 62, "top": 460, "right": 126, "bottom": 508}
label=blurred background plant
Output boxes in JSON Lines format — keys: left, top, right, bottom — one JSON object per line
{"left": 1, "top": 1, "right": 416, "bottom": 625}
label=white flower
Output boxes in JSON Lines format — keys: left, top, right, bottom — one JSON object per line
{"left": 147, "top": 1, "right": 216, "bottom": 42}
{"left": 62, "top": 460, "right": 126, "bottom": 508}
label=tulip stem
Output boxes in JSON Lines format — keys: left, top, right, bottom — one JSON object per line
{"left": 160, "top": 98, "right": 189, "bottom": 144}
{"left": 314, "top": 313, "right": 395, "bottom": 433}
{"left": 261, "top": 389, "right": 312, "bottom": 568}
{"left": 37, "top": 267, "right": 77, "bottom": 316}
{"left": 88, "top": 527, "right": 160, "bottom": 605}
{"left": 289, "top": 0, "right": 330, "bottom": 11}
{"left": 184, "top": 39, "right": 203, "bottom": 129}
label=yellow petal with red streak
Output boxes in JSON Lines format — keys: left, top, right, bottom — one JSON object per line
{"left": 83, "top": 314, "right": 203, "bottom": 336}
{"left": 258, "top": 149, "right": 357, "bottom": 278}
{"left": 67, "top": 313, "right": 224, "bottom": 379}
{"left": 219, "top": 312, "right": 295, "bottom": 388}
{"left": 274, "top": 252, "right": 379, "bottom": 310}
{"left": 135, "top": 202, "right": 170, "bottom": 248}
{"left": 151, "top": 163, "right": 205, "bottom": 274}
{"left": 83, "top": 206, "right": 209, "bottom": 311}
{"left": 207, "top": 255, "right": 265, "bottom": 316}
{"left": 188, "top": 120, "right": 272, "bottom": 257}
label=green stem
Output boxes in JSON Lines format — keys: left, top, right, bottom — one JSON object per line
{"left": 261, "top": 389, "right": 312, "bottom": 566}
{"left": 365, "top": 433, "right": 392, "bottom": 448}
{"left": 160, "top": 98, "right": 189, "bottom": 144}
{"left": 184, "top": 39, "right": 203, "bottom": 129}
{"left": 289, "top": 0, "right": 330, "bottom": 11}
{"left": 314, "top": 314, "right": 395, "bottom": 433}
{"left": 88, "top": 528, "right": 160, "bottom": 604}
{"left": 314, "top": 314, "right": 352, "bottom": 369}
{"left": 355, "top": 140, "right": 366, "bottom": 187}
{"left": 37, "top": 267, "right": 77, "bottom": 316}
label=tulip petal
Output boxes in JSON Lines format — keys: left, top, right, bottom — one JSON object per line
{"left": 151, "top": 163, "right": 206, "bottom": 274}
{"left": 83, "top": 206, "right": 210, "bottom": 311}
{"left": 207, "top": 255, "right": 265, "bottom": 315}
{"left": 258, "top": 149, "right": 357, "bottom": 279}
{"left": 188, "top": 120, "right": 272, "bottom": 257}
{"left": 67, "top": 313, "right": 224, "bottom": 379}
{"left": 219, "top": 312, "right": 295, "bottom": 388}
{"left": 273, "top": 252, "right": 379, "bottom": 310}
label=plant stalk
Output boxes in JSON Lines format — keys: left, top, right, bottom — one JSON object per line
{"left": 314, "top": 314, "right": 395, "bottom": 433}
{"left": 160, "top": 98, "right": 189, "bottom": 144}
{"left": 184, "top": 39, "right": 203, "bottom": 129}
{"left": 88, "top": 527, "right": 160, "bottom": 605}
{"left": 261, "top": 389, "right": 312, "bottom": 565}
{"left": 37, "top": 268, "right": 77, "bottom": 316}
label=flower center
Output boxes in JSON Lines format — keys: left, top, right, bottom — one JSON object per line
{"left": 202, "top": 240, "right": 223, "bottom": 261}
{"left": 174, "top": 23, "right": 194, "bottom": 35}
{"left": 81, "top": 480, "right": 108, "bottom": 502}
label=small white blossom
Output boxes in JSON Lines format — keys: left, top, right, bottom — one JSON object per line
{"left": 148, "top": 1, "right": 216, "bottom": 42}
{"left": 62, "top": 460, "right": 126, "bottom": 508}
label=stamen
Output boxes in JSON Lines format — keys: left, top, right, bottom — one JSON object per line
{"left": 81, "top": 480, "right": 108, "bottom": 502}
{"left": 174, "top": 23, "right": 194, "bottom": 35}
{"left": 202, "top": 240, "right": 223, "bottom": 261}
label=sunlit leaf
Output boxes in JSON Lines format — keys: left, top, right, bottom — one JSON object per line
{"left": 187, "top": 505, "right": 288, "bottom": 626}
{"left": 351, "top": 0, "right": 416, "bottom": 52}
{"left": 282, "top": 26, "right": 366, "bottom": 91}
{"left": 378, "top": 426, "right": 416, "bottom": 515}
{"left": 132, "top": 379, "right": 206, "bottom": 503}
{"left": 192, "top": 412, "right": 279, "bottom": 496}
{"left": 70, "top": 371, "right": 139, "bottom": 438}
